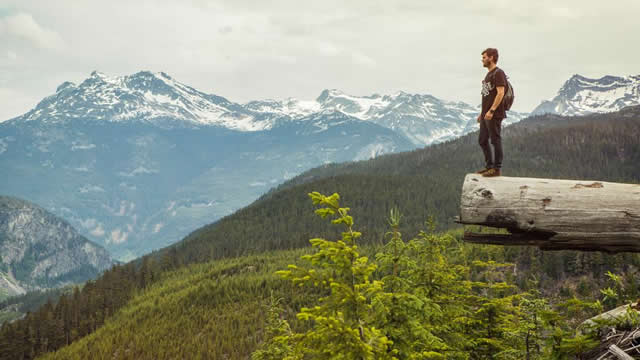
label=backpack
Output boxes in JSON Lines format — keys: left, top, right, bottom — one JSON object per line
{"left": 492, "top": 68, "right": 515, "bottom": 111}
{"left": 504, "top": 76, "right": 515, "bottom": 111}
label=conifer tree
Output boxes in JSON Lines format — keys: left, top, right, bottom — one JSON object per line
{"left": 373, "top": 210, "right": 470, "bottom": 359}
{"left": 266, "top": 191, "right": 397, "bottom": 359}
{"left": 464, "top": 259, "right": 521, "bottom": 359}
{"left": 251, "top": 291, "right": 296, "bottom": 360}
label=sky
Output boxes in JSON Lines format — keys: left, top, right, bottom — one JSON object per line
{"left": 1, "top": 0, "right": 639, "bottom": 121}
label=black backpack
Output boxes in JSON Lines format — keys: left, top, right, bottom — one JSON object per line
{"left": 492, "top": 68, "right": 515, "bottom": 111}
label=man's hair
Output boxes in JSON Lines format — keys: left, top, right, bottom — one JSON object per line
{"left": 481, "top": 48, "right": 499, "bottom": 64}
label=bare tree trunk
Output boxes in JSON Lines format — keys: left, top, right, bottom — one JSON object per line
{"left": 458, "top": 173, "right": 640, "bottom": 253}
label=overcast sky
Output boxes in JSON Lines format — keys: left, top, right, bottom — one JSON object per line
{"left": 1, "top": 0, "right": 639, "bottom": 121}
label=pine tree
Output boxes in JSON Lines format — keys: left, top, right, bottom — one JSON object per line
{"left": 251, "top": 290, "right": 296, "bottom": 360}
{"left": 266, "top": 191, "right": 396, "bottom": 359}
{"left": 465, "top": 259, "right": 521, "bottom": 359}
{"left": 501, "top": 277, "right": 557, "bottom": 360}
{"left": 373, "top": 210, "right": 470, "bottom": 359}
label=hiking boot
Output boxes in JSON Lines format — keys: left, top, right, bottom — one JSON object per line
{"left": 475, "top": 168, "right": 491, "bottom": 174}
{"left": 482, "top": 168, "right": 501, "bottom": 177}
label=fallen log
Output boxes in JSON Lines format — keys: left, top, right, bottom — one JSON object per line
{"left": 458, "top": 173, "right": 640, "bottom": 253}
{"left": 608, "top": 344, "right": 635, "bottom": 360}
{"left": 580, "top": 302, "right": 639, "bottom": 332}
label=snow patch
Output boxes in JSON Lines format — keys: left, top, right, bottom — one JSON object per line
{"left": 108, "top": 228, "right": 128, "bottom": 244}
{"left": 90, "top": 224, "right": 105, "bottom": 237}
{"left": 0, "top": 137, "right": 14, "bottom": 154}
{"left": 71, "top": 142, "right": 96, "bottom": 151}
{"left": 119, "top": 182, "right": 137, "bottom": 190}
{"left": 152, "top": 223, "right": 164, "bottom": 233}
{"left": 353, "top": 142, "right": 394, "bottom": 161}
{"left": 79, "top": 184, "right": 105, "bottom": 193}
{"left": 79, "top": 218, "right": 97, "bottom": 229}
{"left": 118, "top": 166, "right": 158, "bottom": 177}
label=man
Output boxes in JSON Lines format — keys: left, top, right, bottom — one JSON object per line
{"left": 476, "top": 47, "right": 507, "bottom": 177}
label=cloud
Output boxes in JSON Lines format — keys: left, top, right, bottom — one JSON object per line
{"left": 317, "top": 41, "right": 341, "bottom": 57}
{"left": 548, "top": 6, "right": 581, "bottom": 19}
{"left": 0, "top": 87, "right": 39, "bottom": 121}
{"left": 0, "top": 12, "right": 64, "bottom": 50}
{"left": 351, "top": 51, "right": 375, "bottom": 67}
{"left": 316, "top": 42, "right": 375, "bottom": 67}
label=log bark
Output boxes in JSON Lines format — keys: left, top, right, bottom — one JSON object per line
{"left": 458, "top": 173, "right": 640, "bottom": 253}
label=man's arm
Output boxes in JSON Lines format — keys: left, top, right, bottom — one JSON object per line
{"left": 484, "top": 86, "right": 504, "bottom": 120}
{"left": 489, "top": 69, "right": 507, "bottom": 114}
{"left": 490, "top": 86, "right": 505, "bottom": 112}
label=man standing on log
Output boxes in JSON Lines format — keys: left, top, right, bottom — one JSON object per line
{"left": 476, "top": 47, "right": 507, "bottom": 177}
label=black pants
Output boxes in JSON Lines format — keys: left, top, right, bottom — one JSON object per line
{"left": 478, "top": 117, "right": 503, "bottom": 169}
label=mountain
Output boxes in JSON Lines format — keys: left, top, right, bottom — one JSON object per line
{"left": 0, "top": 195, "right": 114, "bottom": 300}
{"left": 532, "top": 74, "right": 640, "bottom": 116}
{"left": 247, "top": 88, "right": 529, "bottom": 146}
{"left": 0, "top": 70, "right": 528, "bottom": 260}
{"left": 19, "top": 70, "right": 269, "bottom": 130}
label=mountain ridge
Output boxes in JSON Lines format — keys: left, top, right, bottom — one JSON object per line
{"left": 5, "top": 70, "right": 529, "bottom": 146}
{"left": 532, "top": 73, "right": 640, "bottom": 116}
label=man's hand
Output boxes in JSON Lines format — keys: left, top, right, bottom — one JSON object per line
{"left": 477, "top": 113, "right": 482, "bottom": 123}
{"left": 484, "top": 85, "right": 505, "bottom": 121}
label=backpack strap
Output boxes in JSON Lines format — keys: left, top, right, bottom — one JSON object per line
{"left": 491, "top": 67, "right": 509, "bottom": 84}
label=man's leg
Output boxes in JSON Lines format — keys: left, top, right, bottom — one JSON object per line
{"left": 478, "top": 117, "right": 493, "bottom": 169}
{"left": 487, "top": 118, "right": 503, "bottom": 169}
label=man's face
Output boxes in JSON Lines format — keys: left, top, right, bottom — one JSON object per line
{"left": 481, "top": 53, "right": 493, "bottom": 68}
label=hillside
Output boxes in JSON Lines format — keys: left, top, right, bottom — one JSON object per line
{"left": 0, "top": 195, "right": 114, "bottom": 300}
{"left": 33, "top": 218, "right": 640, "bottom": 359}
{"left": 34, "top": 246, "right": 322, "bottom": 359}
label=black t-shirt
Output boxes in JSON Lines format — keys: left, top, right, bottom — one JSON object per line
{"left": 481, "top": 67, "right": 507, "bottom": 119}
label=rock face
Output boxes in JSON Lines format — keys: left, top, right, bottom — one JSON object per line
{"left": 0, "top": 195, "right": 115, "bottom": 298}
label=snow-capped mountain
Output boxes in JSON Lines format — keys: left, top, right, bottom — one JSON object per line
{"left": 0, "top": 70, "right": 529, "bottom": 260}
{"left": 531, "top": 74, "right": 640, "bottom": 116}
{"left": 9, "top": 70, "right": 528, "bottom": 146}
{"left": 244, "top": 97, "right": 320, "bottom": 120}
{"left": 314, "top": 89, "right": 477, "bottom": 145}
{"left": 246, "top": 88, "right": 528, "bottom": 146}
{"left": 16, "top": 70, "right": 272, "bottom": 131}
